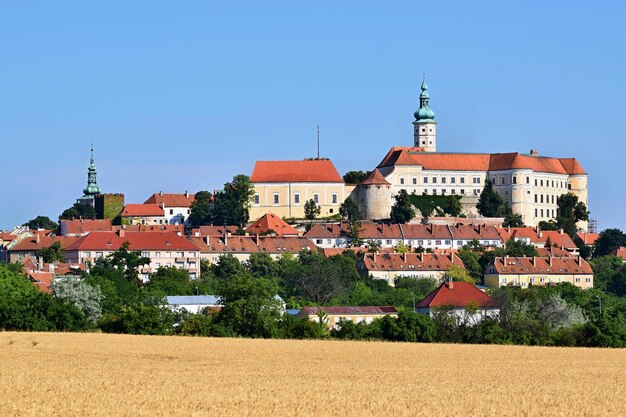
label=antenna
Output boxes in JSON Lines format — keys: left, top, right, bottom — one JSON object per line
{"left": 317, "top": 125, "right": 320, "bottom": 159}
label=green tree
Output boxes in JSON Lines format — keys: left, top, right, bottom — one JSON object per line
{"left": 36, "top": 241, "right": 65, "bottom": 263}
{"left": 213, "top": 254, "right": 245, "bottom": 279}
{"left": 594, "top": 228, "right": 626, "bottom": 258}
{"left": 212, "top": 175, "right": 255, "bottom": 227}
{"left": 101, "top": 299, "right": 177, "bottom": 335}
{"left": 51, "top": 277, "right": 104, "bottom": 324}
{"left": 103, "top": 242, "right": 150, "bottom": 286}
{"left": 304, "top": 199, "right": 321, "bottom": 231}
{"left": 342, "top": 170, "right": 370, "bottom": 184}
{"left": 390, "top": 190, "right": 415, "bottom": 223}
{"left": 556, "top": 193, "right": 589, "bottom": 236}
{"left": 379, "top": 311, "right": 436, "bottom": 342}
{"left": 442, "top": 264, "right": 476, "bottom": 283}
{"left": 476, "top": 179, "right": 506, "bottom": 217}
{"left": 144, "top": 266, "right": 203, "bottom": 297}
{"left": 340, "top": 197, "right": 360, "bottom": 224}
{"left": 538, "top": 220, "right": 559, "bottom": 231}
{"left": 503, "top": 212, "right": 524, "bottom": 227}
{"left": 188, "top": 191, "right": 213, "bottom": 227}
{"left": 23, "top": 216, "right": 58, "bottom": 231}
{"left": 59, "top": 202, "right": 96, "bottom": 220}
{"left": 245, "top": 252, "right": 279, "bottom": 278}
{"left": 457, "top": 249, "right": 483, "bottom": 281}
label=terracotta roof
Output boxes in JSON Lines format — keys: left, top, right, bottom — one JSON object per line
{"left": 535, "top": 247, "right": 574, "bottom": 258}
{"left": 490, "top": 256, "right": 592, "bottom": 275}
{"left": 299, "top": 306, "right": 398, "bottom": 316}
{"left": 245, "top": 213, "right": 300, "bottom": 236}
{"left": 250, "top": 160, "right": 343, "bottom": 183}
{"left": 377, "top": 147, "right": 586, "bottom": 175}
{"left": 416, "top": 282, "right": 496, "bottom": 308}
{"left": 361, "top": 252, "right": 465, "bottom": 272}
{"left": 144, "top": 193, "right": 196, "bottom": 207}
{"left": 577, "top": 232, "right": 600, "bottom": 245}
{"left": 0, "top": 233, "right": 17, "bottom": 242}
{"left": 60, "top": 219, "right": 113, "bottom": 235}
{"left": 112, "top": 225, "right": 184, "bottom": 233}
{"left": 191, "top": 226, "right": 240, "bottom": 237}
{"left": 447, "top": 224, "right": 502, "bottom": 242}
{"left": 497, "top": 227, "right": 576, "bottom": 249}
{"left": 188, "top": 235, "right": 316, "bottom": 255}
{"left": 400, "top": 224, "right": 453, "bottom": 240}
{"left": 119, "top": 204, "right": 164, "bottom": 217}
{"left": 26, "top": 271, "right": 55, "bottom": 294}
{"left": 65, "top": 231, "right": 200, "bottom": 252}
{"left": 611, "top": 247, "right": 626, "bottom": 260}
{"left": 321, "top": 247, "right": 368, "bottom": 257}
{"left": 10, "top": 236, "right": 81, "bottom": 252}
{"left": 257, "top": 236, "right": 316, "bottom": 253}
{"left": 361, "top": 169, "right": 391, "bottom": 186}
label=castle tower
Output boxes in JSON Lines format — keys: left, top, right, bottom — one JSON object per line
{"left": 77, "top": 145, "right": 102, "bottom": 208}
{"left": 413, "top": 77, "right": 437, "bottom": 152}
{"left": 357, "top": 169, "right": 392, "bottom": 220}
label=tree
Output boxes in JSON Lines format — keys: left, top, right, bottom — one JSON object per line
{"left": 340, "top": 198, "right": 362, "bottom": 245}
{"left": 538, "top": 220, "right": 559, "bottom": 231}
{"left": 556, "top": 193, "right": 589, "bottom": 236}
{"left": 36, "top": 241, "right": 65, "bottom": 263}
{"left": 594, "top": 228, "right": 626, "bottom": 258}
{"left": 304, "top": 199, "right": 321, "bottom": 231}
{"left": 536, "top": 294, "right": 586, "bottom": 330}
{"left": 379, "top": 311, "right": 436, "bottom": 343}
{"left": 59, "top": 202, "right": 96, "bottom": 220}
{"left": 442, "top": 264, "right": 476, "bottom": 283}
{"left": 390, "top": 190, "right": 415, "bottom": 223}
{"left": 212, "top": 175, "right": 255, "bottom": 227}
{"left": 104, "top": 242, "right": 150, "bottom": 286}
{"left": 145, "top": 266, "right": 196, "bottom": 297}
{"left": 213, "top": 254, "right": 245, "bottom": 279}
{"left": 245, "top": 252, "right": 279, "bottom": 278}
{"left": 503, "top": 212, "right": 524, "bottom": 228}
{"left": 476, "top": 179, "right": 507, "bottom": 217}
{"left": 50, "top": 278, "right": 104, "bottom": 324}
{"left": 457, "top": 250, "right": 483, "bottom": 281}
{"left": 23, "top": 216, "right": 58, "bottom": 231}
{"left": 342, "top": 170, "right": 370, "bottom": 184}
{"left": 188, "top": 191, "right": 213, "bottom": 227}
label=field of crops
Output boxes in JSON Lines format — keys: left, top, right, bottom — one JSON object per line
{"left": 0, "top": 332, "right": 624, "bottom": 416}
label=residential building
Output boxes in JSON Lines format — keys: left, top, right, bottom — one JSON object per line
{"left": 64, "top": 230, "right": 202, "bottom": 280}
{"left": 577, "top": 232, "right": 600, "bottom": 246}
{"left": 60, "top": 219, "right": 113, "bottom": 236}
{"left": 358, "top": 252, "right": 466, "bottom": 286}
{"left": 250, "top": 159, "right": 353, "bottom": 220}
{"left": 484, "top": 256, "right": 593, "bottom": 289}
{"left": 8, "top": 235, "right": 81, "bottom": 263}
{"left": 144, "top": 192, "right": 195, "bottom": 225}
{"left": 296, "top": 306, "right": 398, "bottom": 330}
{"left": 415, "top": 281, "right": 499, "bottom": 325}
{"left": 165, "top": 295, "right": 221, "bottom": 314}
{"left": 245, "top": 212, "right": 301, "bottom": 236}
{"left": 497, "top": 227, "right": 578, "bottom": 252}
{"left": 119, "top": 204, "right": 166, "bottom": 225}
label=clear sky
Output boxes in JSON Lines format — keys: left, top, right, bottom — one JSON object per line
{"left": 1, "top": 1, "right": 625, "bottom": 231}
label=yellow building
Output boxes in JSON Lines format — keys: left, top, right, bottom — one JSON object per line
{"left": 296, "top": 306, "right": 398, "bottom": 330}
{"left": 484, "top": 256, "right": 593, "bottom": 289}
{"left": 249, "top": 159, "right": 353, "bottom": 220}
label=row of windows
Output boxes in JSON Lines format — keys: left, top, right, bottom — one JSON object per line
{"left": 490, "top": 176, "right": 571, "bottom": 189}
{"left": 254, "top": 193, "right": 338, "bottom": 205}
{"left": 84, "top": 251, "right": 197, "bottom": 259}
{"left": 401, "top": 176, "right": 482, "bottom": 185}
{"left": 535, "top": 194, "right": 559, "bottom": 205}
{"left": 535, "top": 208, "right": 556, "bottom": 218}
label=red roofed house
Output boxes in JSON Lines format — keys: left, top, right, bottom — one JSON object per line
{"left": 610, "top": 247, "right": 626, "bottom": 262}
{"left": 245, "top": 213, "right": 301, "bottom": 236}
{"left": 249, "top": 158, "right": 353, "bottom": 221}
{"left": 119, "top": 204, "right": 166, "bottom": 226}
{"left": 60, "top": 219, "right": 113, "bottom": 236}
{"left": 416, "top": 281, "right": 499, "bottom": 325}
{"left": 65, "top": 230, "right": 202, "bottom": 281}
{"left": 577, "top": 232, "right": 600, "bottom": 246}
{"left": 497, "top": 227, "right": 578, "bottom": 253}
{"left": 358, "top": 252, "right": 466, "bottom": 286}
{"left": 296, "top": 306, "right": 398, "bottom": 330}
{"left": 144, "top": 191, "right": 195, "bottom": 225}
{"left": 484, "top": 256, "right": 593, "bottom": 289}
{"left": 7, "top": 235, "right": 82, "bottom": 263}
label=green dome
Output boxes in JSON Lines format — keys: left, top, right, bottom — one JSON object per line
{"left": 83, "top": 183, "right": 101, "bottom": 195}
{"left": 414, "top": 106, "right": 435, "bottom": 121}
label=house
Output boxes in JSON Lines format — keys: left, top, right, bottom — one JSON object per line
{"left": 112, "top": 224, "right": 185, "bottom": 234}
{"left": 191, "top": 225, "right": 240, "bottom": 237}
{"left": 165, "top": 295, "right": 221, "bottom": 314}
{"left": 60, "top": 219, "right": 113, "bottom": 236}
{"left": 250, "top": 159, "right": 353, "bottom": 220}
{"left": 610, "top": 247, "right": 626, "bottom": 262}
{"left": 144, "top": 192, "right": 195, "bottom": 225}
{"left": 245, "top": 213, "right": 301, "bottom": 236}
{"left": 577, "top": 232, "right": 600, "bottom": 246}
{"left": 497, "top": 227, "right": 578, "bottom": 252}
{"left": 119, "top": 204, "right": 166, "bottom": 225}
{"left": 64, "top": 230, "right": 202, "bottom": 281}
{"left": 7, "top": 235, "right": 81, "bottom": 263}
{"left": 358, "top": 252, "right": 466, "bottom": 286}
{"left": 415, "top": 281, "right": 499, "bottom": 325}
{"left": 296, "top": 306, "right": 398, "bottom": 330}
{"left": 484, "top": 256, "right": 593, "bottom": 289}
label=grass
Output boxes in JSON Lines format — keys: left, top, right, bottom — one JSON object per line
{"left": 1, "top": 332, "right": 625, "bottom": 416}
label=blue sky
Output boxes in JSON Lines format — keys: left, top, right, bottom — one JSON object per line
{"left": 1, "top": 1, "right": 625, "bottom": 231}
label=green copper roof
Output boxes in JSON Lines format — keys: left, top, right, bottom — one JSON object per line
{"left": 83, "top": 145, "right": 102, "bottom": 196}
{"left": 414, "top": 76, "right": 435, "bottom": 121}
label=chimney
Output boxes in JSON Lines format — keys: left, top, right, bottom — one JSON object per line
{"left": 245, "top": 232, "right": 250, "bottom": 237}
{"left": 204, "top": 235, "right": 210, "bottom": 246}
{"left": 224, "top": 233, "right": 228, "bottom": 246}
{"left": 194, "top": 231, "right": 200, "bottom": 238}
{"left": 373, "top": 252, "right": 377, "bottom": 263}
{"left": 419, "top": 252, "right": 424, "bottom": 263}
{"left": 35, "top": 233, "right": 40, "bottom": 244}
{"left": 159, "top": 190, "right": 163, "bottom": 196}
{"left": 530, "top": 149, "right": 538, "bottom": 156}
{"left": 578, "top": 256, "right": 583, "bottom": 267}
{"left": 507, "top": 225, "right": 511, "bottom": 233}
{"left": 559, "top": 229, "right": 564, "bottom": 235}
{"left": 185, "top": 190, "right": 189, "bottom": 198}
{"left": 532, "top": 256, "right": 536, "bottom": 266}
{"left": 448, "top": 276, "right": 454, "bottom": 290}
{"left": 118, "top": 229, "right": 125, "bottom": 238}
{"left": 402, "top": 252, "right": 407, "bottom": 262}
{"left": 38, "top": 256, "right": 44, "bottom": 271}
{"left": 538, "top": 232, "right": 543, "bottom": 238}
{"left": 548, "top": 256, "right": 552, "bottom": 267}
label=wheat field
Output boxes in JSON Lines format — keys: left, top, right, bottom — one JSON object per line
{"left": 0, "top": 332, "right": 624, "bottom": 416}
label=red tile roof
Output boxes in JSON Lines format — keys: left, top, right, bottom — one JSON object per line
{"left": 416, "top": 281, "right": 496, "bottom": 308}
{"left": 245, "top": 213, "right": 300, "bottom": 236}
{"left": 611, "top": 247, "right": 626, "bottom": 260}
{"left": 26, "top": 271, "right": 55, "bottom": 294}
{"left": 10, "top": 236, "right": 81, "bottom": 252}
{"left": 60, "top": 219, "right": 113, "bottom": 235}
{"left": 191, "top": 226, "right": 240, "bottom": 237}
{"left": 535, "top": 247, "right": 574, "bottom": 258}
{"left": 361, "top": 252, "right": 465, "bottom": 272}
{"left": 65, "top": 231, "right": 200, "bottom": 252}
{"left": 497, "top": 227, "right": 576, "bottom": 249}
{"left": 299, "top": 306, "right": 398, "bottom": 316}
{"left": 112, "top": 224, "right": 185, "bottom": 233}
{"left": 251, "top": 159, "right": 343, "bottom": 183}
{"left": 490, "top": 256, "right": 592, "bottom": 275}
{"left": 577, "top": 232, "right": 600, "bottom": 245}
{"left": 361, "top": 169, "right": 391, "bottom": 186}
{"left": 119, "top": 204, "right": 164, "bottom": 217}
{"left": 377, "top": 147, "right": 586, "bottom": 175}
{"left": 321, "top": 247, "right": 368, "bottom": 257}
{"left": 144, "top": 193, "right": 196, "bottom": 207}
{"left": 188, "top": 235, "right": 316, "bottom": 255}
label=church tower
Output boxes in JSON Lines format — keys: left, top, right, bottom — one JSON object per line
{"left": 77, "top": 145, "right": 102, "bottom": 208}
{"left": 413, "top": 77, "right": 437, "bottom": 152}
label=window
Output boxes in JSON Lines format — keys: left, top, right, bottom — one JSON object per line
{"left": 432, "top": 189, "right": 437, "bottom": 195}
{"left": 451, "top": 189, "right": 456, "bottom": 195}
{"left": 501, "top": 176, "right": 506, "bottom": 185}
{"left": 460, "top": 189, "right": 465, "bottom": 195}
{"left": 460, "top": 177, "right": 465, "bottom": 184}
{"left": 177, "top": 252, "right": 184, "bottom": 257}
{"left": 84, "top": 252, "right": 91, "bottom": 258}
{"left": 189, "top": 261, "right": 196, "bottom": 268}
{"left": 294, "top": 193, "right": 300, "bottom": 204}
{"left": 154, "top": 252, "right": 160, "bottom": 258}
{"left": 551, "top": 195, "right": 555, "bottom": 204}
{"left": 568, "top": 183, "right": 571, "bottom": 190}
{"left": 451, "top": 177, "right": 456, "bottom": 184}
{"left": 254, "top": 194, "right": 260, "bottom": 204}
{"left": 432, "top": 177, "right": 437, "bottom": 184}
{"left": 535, "top": 194, "right": 538, "bottom": 203}
{"left": 169, "top": 209, "right": 173, "bottom": 215}
{"left": 421, "top": 128, "right": 425, "bottom": 132}
{"left": 96, "top": 252, "right": 103, "bottom": 258}
{"left": 313, "top": 193, "right": 319, "bottom": 204}
{"left": 442, "top": 189, "right": 446, "bottom": 195}
{"left": 552, "top": 180, "right": 555, "bottom": 187}
{"left": 526, "top": 176, "right": 530, "bottom": 184}
{"left": 166, "top": 252, "right": 171, "bottom": 257}
{"left": 472, "top": 177, "right": 480, "bottom": 184}
{"left": 540, "top": 195, "right": 544, "bottom": 203}
{"left": 332, "top": 194, "right": 338, "bottom": 204}
{"left": 400, "top": 177, "right": 404, "bottom": 185}
{"left": 441, "top": 177, "right": 447, "bottom": 184}
{"left": 190, "top": 252, "right": 196, "bottom": 257}
{"left": 513, "top": 176, "right": 517, "bottom": 184}
{"left": 535, "top": 209, "right": 538, "bottom": 217}
{"left": 273, "top": 194, "right": 279, "bottom": 204}
{"left": 541, "top": 209, "right": 544, "bottom": 217}
{"left": 535, "top": 179, "right": 538, "bottom": 186}
{"left": 412, "top": 177, "right": 417, "bottom": 185}
{"left": 540, "top": 180, "right": 544, "bottom": 186}
{"left": 424, "top": 177, "right": 428, "bottom": 184}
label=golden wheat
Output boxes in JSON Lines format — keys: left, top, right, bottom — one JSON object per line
{"left": 0, "top": 332, "right": 624, "bottom": 416}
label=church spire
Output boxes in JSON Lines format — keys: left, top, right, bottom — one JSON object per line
{"left": 83, "top": 144, "right": 102, "bottom": 196}
{"left": 413, "top": 76, "right": 437, "bottom": 152}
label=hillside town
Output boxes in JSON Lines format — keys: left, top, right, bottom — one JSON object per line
{"left": 2, "top": 80, "right": 625, "bottom": 347}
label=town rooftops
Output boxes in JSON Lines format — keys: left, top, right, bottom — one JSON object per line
{"left": 60, "top": 219, "right": 113, "bottom": 236}
{"left": 112, "top": 224, "right": 185, "bottom": 233}
{"left": 611, "top": 247, "right": 626, "bottom": 260}
{"left": 577, "top": 232, "right": 600, "bottom": 245}
{"left": 497, "top": 227, "right": 577, "bottom": 249}
{"left": 377, "top": 147, "right": 586, "bottom": 175}
{"left": 119, "top": 204, "right": 164, "bottom": 217}
{"left": 245, "top": 213, "right": 300, "bottom": 236}
{"left": 188, "top": 235, "right": 316, "bottom": 255}
{"left": 490, "top": 256, "right": 592, "bottom": 275}
{"left": 250, "top": 159, "right": 343, "bottom": 183}
{"left": 361, "top": 252, "right": 465, "bottom": 272}
{"left": 144, "top": 192, "right": 196, "bottom": 208}
{"left": 416, "top": 281, "right": 496, "bottom": 308}
{"left": 191, "top": 225, "right": 240, "bottom": 237}
{"left": 65, "top": 231, "right": 200, "bottom": 252}
{"left": 299, "top": 306, "right": 398, "bottom": 316}
{"left": 9, "top": 235, "right": 81, "bottom": 252}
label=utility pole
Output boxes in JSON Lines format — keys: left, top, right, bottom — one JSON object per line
{"left": 317, "top": 125, "right": 320, "bottom": 159}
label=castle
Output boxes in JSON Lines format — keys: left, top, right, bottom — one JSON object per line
{"left": 353, "top": 78, "right": 588, "bottom": 229}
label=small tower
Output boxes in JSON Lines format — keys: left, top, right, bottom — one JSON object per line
{"left": 413, "top": 77, "right": 437, "bottom": 152}
{"left": 77, "top": 145, "right": 102, "bottom": 208}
